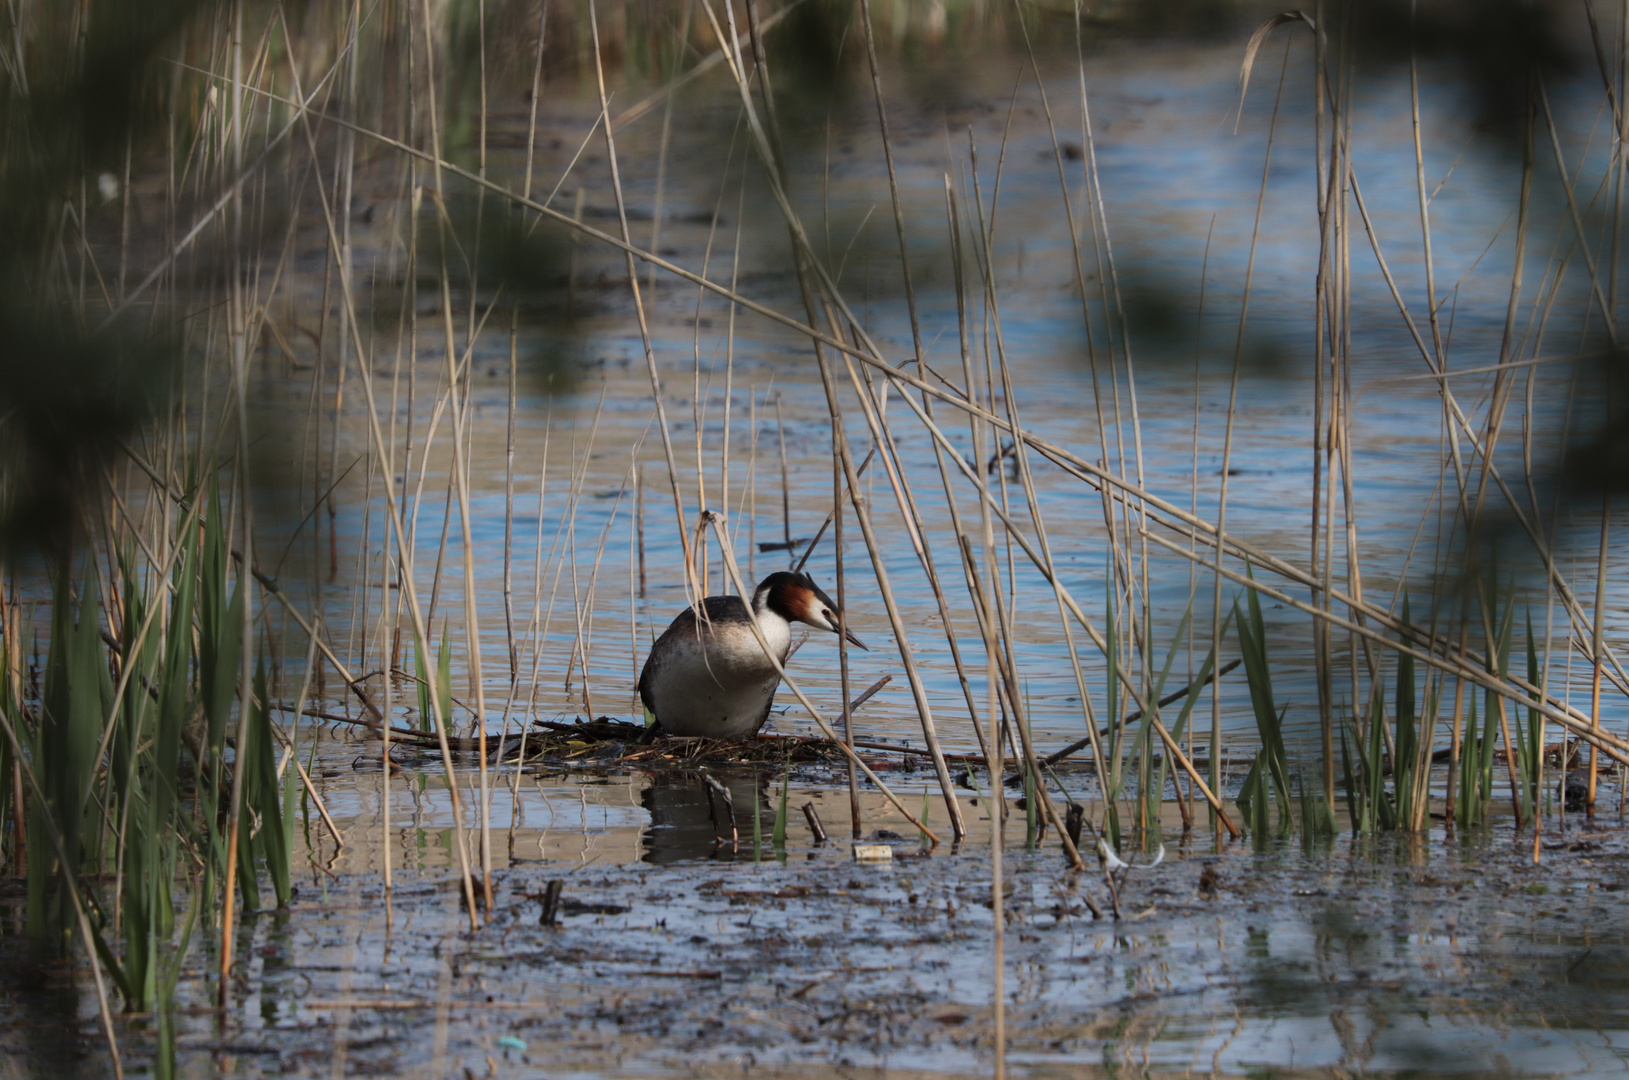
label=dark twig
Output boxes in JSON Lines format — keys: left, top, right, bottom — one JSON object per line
{"left": 540, "top": 880, "right": 564, "bottom": 927}
{"left": 801, "top": 802, "right": 828, "bottom": 842}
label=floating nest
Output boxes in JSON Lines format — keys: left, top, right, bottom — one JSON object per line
{"left": 383, "top": 716, "right": 901, "bottom": 775}
{"left": 310, "top": 704, "right": 1108, "bottom": 782}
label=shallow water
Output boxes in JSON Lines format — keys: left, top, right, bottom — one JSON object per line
{"left": 13, "top": 708, "right": 1629, "bottom": 1079}
{"left": 8, "top": 733, "right": 1629, "bottom": 1079}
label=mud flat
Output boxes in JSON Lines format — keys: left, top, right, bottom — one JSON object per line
{"left": 6, "top": 756, "right": 1627, "bottom": 1079}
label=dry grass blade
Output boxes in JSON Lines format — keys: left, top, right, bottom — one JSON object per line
{"left": 1236, "top": 12, "right": 1316, "bottom": 134}
{"left": 588, "top": 0, "right": 701, "bottom": 613}
{"left": 274, "top": 9, "right": 481, "bottom": 930}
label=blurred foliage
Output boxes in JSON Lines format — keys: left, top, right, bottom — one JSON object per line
{"left": 1559, "top": 353, "right": 1629, "bottom": 493}
{"left": 0, "top": 0, "right": 1617, "bottom": 565}
{"left": 0, "top": 314, "right": 178, "bottom": 555}
{"left": 1346, "top": 0, "right": 1574, "bottom": 139}
{"left": 0, "top": 0, "right": 215, "bottom": 558}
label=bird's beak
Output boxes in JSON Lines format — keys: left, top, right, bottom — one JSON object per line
{"left": 840, "top": 624, "right": 869, "bottom": 651}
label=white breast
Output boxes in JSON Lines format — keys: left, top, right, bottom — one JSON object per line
{"left": 644, "top": 610, "right": 793, "bottom": 738}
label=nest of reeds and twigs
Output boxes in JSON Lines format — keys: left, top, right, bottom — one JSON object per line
{"left": 377, "top": 715, "right": 907, "bottom": 774}
{"left": 296, "top": 703, "right": 959, "bottom": 778}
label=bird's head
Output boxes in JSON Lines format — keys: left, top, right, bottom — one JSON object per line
{"left": 754, "top": 571, "right": 868, "bottom": 650}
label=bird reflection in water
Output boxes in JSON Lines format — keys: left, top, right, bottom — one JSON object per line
{"left": 640, "top": 772, "right": 769, "bottom": 864}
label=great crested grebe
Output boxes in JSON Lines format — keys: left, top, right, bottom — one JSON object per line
{"left": 638, "top": 571, "right": 867, "bottom": 739}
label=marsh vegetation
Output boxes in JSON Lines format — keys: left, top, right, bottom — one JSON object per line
{"left": 4, "top": 0, "right": 1629, "bottom": 1075}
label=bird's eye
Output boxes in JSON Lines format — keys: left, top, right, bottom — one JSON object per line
{"left": 821, "top": 608, "right": 835, "bottom": 624}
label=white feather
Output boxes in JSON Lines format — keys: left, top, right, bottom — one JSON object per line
{"left": 642, "top": 606, "right": 792, "bottom": 738}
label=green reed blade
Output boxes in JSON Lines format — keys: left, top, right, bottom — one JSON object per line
{"left": 414, "top": 634, "right": 433, "bottom": 733}
{"left": 154, "top": 877, "right": 201, "bottom": 1080}
{"left": 772, "top": 769, "right": 789, "bottom": 848}
{"left": 198, "top": 492, "right": 244, "bottom": 910}
{"left": 1023, "top": 758, "right": 1037, "bottom": 849}
{"left": 1143, "top": 604, "right": 1199, "bottom": 834}
{"left": 239, "top": 660, "right": 290, "bottom": 909}
{"left": 1234, "top": 589, "right": 1291, "bottom": 830}
{"left": 1457, "top": 691, "right": 1479, "bottom": 825}
{"left": 437, "top": 625, "right": 453, "bottom": 729}
{"left": 1104, "top": 569, "right": 1121, "bottom": 789}
{"left": 0, "top": 718, "right": 9, "bottom": 875}
{"left": 1393, "top": 596, "right": 1418, "bottom": 828}
{"left": 1368, "top": 688, "right": 1397, "bottom": 831}
{"left": 112, "top": 542, "right": 148, "bottom": 820}
{"left": 34, "top": 560, "right": 116, "bottom": 938}
{"left": 156, "top": 491, "right": 199, "bottom": 858}
{"left": 199, "top": 478, "right": 242, "bottom": 765}
{"left": 88, "top": 910, "right": 135, "bottom": 1007}
{"left": 1479, "top": 686, "right": 1499, "bottom": 807}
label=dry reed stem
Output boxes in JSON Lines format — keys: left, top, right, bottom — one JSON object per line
{"left": 1289, "top": 165, "right": 1629, "bottom": 701}
{"left": 1084, "top": 455, "right": 1614, "bottom": 749}
{"left": 955, "top": 174, "right": 1108, "bottom": 859}
{"left": 220, "top": 3, "right": 257, "bottom": 1000}
{"left": 1211, "top": 34, "right": 1293, "bottom": 839}
{"left": 508, "top": 2, "right": 552, "bottom": 687}
{"left": 833, "top": 388, "right": 860, "bottom": 839}
{"left": 957, "top": 149, "right": 1103, "bottom": 828}
{"left": 607, "top": 0, "right": 803, "bottom": 133}
{"left": 587, "top": 0, "right": 701, "bottom": 616}
{"left": 969, "top": 127, "right": 1026, "bottom": 676}
{"left": 1353, "top": 152, "right": 1629, "bottom": 719}
{"left": 1052, "top": 0, "right": 1153, "bottom": 665}
{"left": 1187, "top": 215, "right": 1216, "bottom": 820}
{"left": 646, "top": 0, "right": 689, "bottom": 297}
{"left": 573, "top": 474, "right": 631, "bottom": 721}
{"left": 686, "top": 115, "right": 746, "bottom": 588}
{"left": 509, "top": 416, "right": 556, "bottom": 854}
{"left": 942, "top": 178, "right": 1005, "bottom": 777}
{"left": 791, "top": 447, "right": 875, "bottom": 574}
{"left": 882, "top": 389, "right": 1224, "bottom": 832}
{"left": 1588, "top": 504, "right": 1611, "bottom": 811}
{"left": 961, "top": 538, "right": 1005, "bottom": 1079}
{"left": 428, "top": 194, "right": 497, "bottom": 907}
{"left": 704, "top": 0, "right": 967, "bottom": 835}
{"left": 857, "top": 0, "right": 923, "bottom": 359}
{"left": 721, "top": 164, "right": 747, "bottom": 556}
{"left": 272, "top": 626, "right": 343, "bottom": 853}
{"left": 96, "top": 54, "right": 346, "bottom": 333}
{"left": 822, "top": 391, "right": 968, "bottom": 839}
{"left": 862, "top": 181, "right": 996, "bottom": 777}
{"left": 277, "top": 11, "right": 480, "bottom": 928}
{"left": 559, "top": 388, "right": 609, "bottom": 696}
